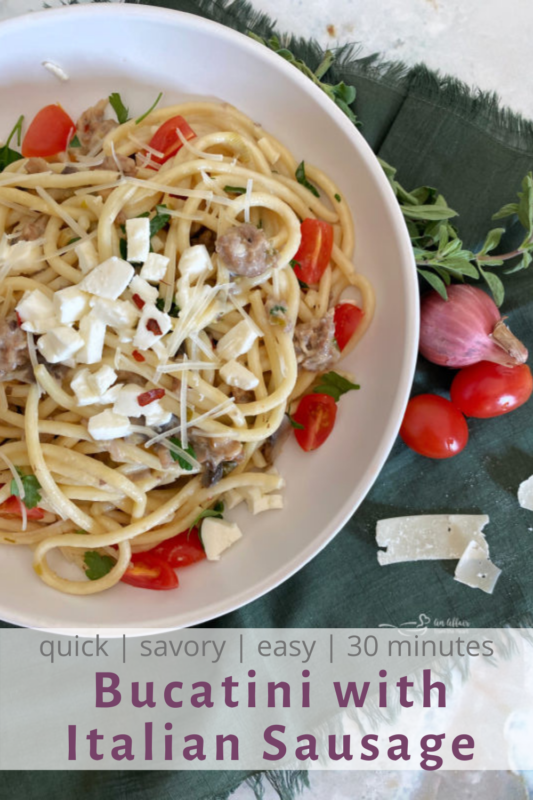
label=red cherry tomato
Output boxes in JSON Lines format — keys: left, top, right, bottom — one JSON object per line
{"left": 147, "top": 115, "right": 196, "bottom": 165}
{"left": 451, "top": 361, "right": 533, "bottom": 418}
{"left": 121, "top": 552, "right": 179, "bottom": 590}
{"left": 152, "top": 527, "right": 206, "bottom": 568}
{"left": 0, "top": 495, "right": 45, "bottom": 520}
{"left": 21, "top": 104, "right": 76, "bottom": 158}
{"left": 292, "top": 219, "right": 334, "bottom": 285}
{"left": 400, "top": 394, "right": 468, "bottom": 459}
{"left": 292, "top": 393, "right": 337, "bottom": 452}
{"left": 334, "top": 302, "right": 364, "bottom": 352}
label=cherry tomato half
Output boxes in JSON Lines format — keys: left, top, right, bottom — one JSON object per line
{"left": 152, "top": 526, "right": 206, "bottom": 569}
{"left": 147, "top": 115, "right": 196, "bottom": 165}
{"left": 292, "top": 393, "right": 337, "bottom": 452}
{"left": 121, "top": 552, "right": 179, "bottom": 590}
{"left": 292, "top": 219, "right": 334, "bottom": 285}
{"left": 22, "top": 104, "right": 76, "bottom": 158}
{"left": 334, "top": 302, "right": 364, "bottom": 352}
{"left": 451, "top": 361, "right": 533, "bottom": 418}
{"left": 400, "top": 394, "right": 468, "bottom": 459}
{"left": 0, "top": 496, "right": 45, "bottom": 520}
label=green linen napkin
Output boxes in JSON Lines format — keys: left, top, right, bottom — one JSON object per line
{"left": 4, "top": 1, "right": 533, "bottom": 798}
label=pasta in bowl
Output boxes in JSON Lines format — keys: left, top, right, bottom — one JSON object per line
{"left": 0, "top": 95, "right": 375, "bottom": 597}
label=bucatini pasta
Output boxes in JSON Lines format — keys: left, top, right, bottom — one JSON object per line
{"left": 0, "top": 96, "right": 375, "bottom": 595}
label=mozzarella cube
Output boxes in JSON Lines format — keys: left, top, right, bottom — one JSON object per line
{"left": 77, "top": 314, "right": 106, "bottom": 365}
{"left": 216, "top": 320, "right": 259, "bottom": 361}
{"left": 17, "top": 290, "right": 56, "bottom": 333}
{"left": 90, "top": 297, "right": 139, "bottom": 329}
{"left": 75, "top": 239, "right": 99, "bottom": 274}
{"left": 53, "top": 286, "right": 90, "bottom": 324}
{"left": 144, "top": 401, "right": 173, "bottom": 428}
{"left": 79, "top": 257, "right": 134, "bottom": 300}
{"left": 133, "top": 304, "right": 172, "bottom": 350}
{"left": 220, "top": 359, "right": 259, "bottom": 391}
{"left": 130, "top": 275, "right": 159, "bottom": 306}
{"left": 113, "top": 384, "right": 144, "bottom": 418}
{"left": 140, "top": 252, "right": 169, "bottom": 283}
{"left": 100, "top": 383, "right": 123, "bottom": 405}
{"left": 91, "top": 364, "right": 117, "bottom": 396}
{"left": 88, "top": 409, "right": 132, "bottom": 441}
{"left": 178, "top": 245, "right": 213, "bottom": 281}
{"left": 201, "top": 518, "right": 243, "bottom": 561}
{"left": 241, "top": 487, "right": 284, "bottom": 515}
{"left": 126, "top": 218, "right": 151, "bottom": 264}
{"left": 71, "top": 368, "right": 99, "bottom": 406}
{"left": 37, "top": 326, "right": 83, "bottom": 364}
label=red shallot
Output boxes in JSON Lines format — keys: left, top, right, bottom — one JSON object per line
{"left": 420, "top": 285, "right": 528, "bottom": 368}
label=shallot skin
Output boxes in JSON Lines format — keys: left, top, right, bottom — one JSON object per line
{"left": 419, "top": 285, "right": 528, "bottom": 368}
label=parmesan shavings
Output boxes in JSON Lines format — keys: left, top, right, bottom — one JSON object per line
{"left": 42, "top": 61, "right": 69, "bottom": 82}
{"left": 162, "top": 207, "right": 204, "bottom": 223}
{"left": 110, "top": 141, "right": 124, "bottom": 178}
{"left": 74, "top": 179, "right": 125, "bottom": 197}
{"left": 180, "top": 361, "right": 189, "bottom": 450}
{"left": 454, "top": 540, "right": 501, "bottom": 595}
{"left": 125, "top": 177, "right": 234, "bottom": 207}
{"left": 176, "top": 128, "right": 224, "bottom": 161}
{"left": 35, "top": 229, "right": 98, "bottom": 264}
{"left": 128, "top": 134, "right": 165, "bottom": 160}
{"left": 518, "top": 475, "right": 533, "bottom": 512}
{"left": 376, "top": 514, "right": 490, "bottom": 565}
{"left": 35, "top": 186, "right": 86, "bottom": 239}
{"left": 143, "top": 397, "right": 236, "bottom": 449}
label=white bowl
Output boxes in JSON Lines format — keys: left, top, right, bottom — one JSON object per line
{"left": 0, "top": 3, "right": 418, "bottom": 631}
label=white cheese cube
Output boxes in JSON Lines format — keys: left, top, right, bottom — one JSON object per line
{"left": 75, "top": 239, "right": 99, "bottom": 274}
{"left": 17, "top": 290, "right": 56, "bottom": 334}
{"left": 77, "top": 314, "right": 106, "bottom": 365}
{"left": 201, "top": 518, "right": 243, "bottom": 561}
{"left": 79, "top": 257, "right": 134, "bottom": 300}
{"left": 100, "top": 383, "right": 123, "bottom": 405}
{"left": 53, "top": 286, "right": 90, "bottom": 324}
{"left": 216, "top": 320, "right": 259, "bottom": 361}
{"left": 2, "top": 239, "right": 43, "bottom": 276}
{"left": 133, "top": 304, "right": 172, "bottom": 350}
{"left": 89, "top": 297, "right": 140, "bottom": 329}
{"left": 178, "top": 245, "right": 213, "bottom": 281}
{"left": 126, "top": 218, "right": 151, "bottom": 264}
{"left": 144, "top": 401, "right": 173, "bottom": 428}
{"left": 91, "top": 364, "right": 117, "bottom": 396}
{"left": 224, "top": 489, "right": 245, "bottom": 510}
{"left": 113, "top": 384, "right": 144, "bottom": 418}
{"left": 71, "top": 368, "right": 100, "bottom": 406}
{"left": 130, "top": 275, "right": 159, "bottom": 306}
{"left": 37, "top": 326, "right": 84, "bottom": 364}
{"left": 140, "top": 252, "right": 170, "bottom": 283}
{"left": 88, "top": 409, "right": 132, "bottom": 441}
{"left": 241, "top": 487, "right": 284, "bottom": 515}
{"left": 117, "top": 329, "right": 135, "bottom": 343}
{"left": 220, "top": 359, "right": 259, "bottom": 391}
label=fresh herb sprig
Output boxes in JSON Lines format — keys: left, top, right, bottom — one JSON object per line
{"left": 0, "top": 116, "right": 24, "bottom": 172}
{"left": 109, "top": 92, "right": 130, "bottom": 125}
{"left": 295, "top": 161, "right": 320, "bottom": 198}
{"left": 84, "top": 551, "right": 115, "bottom": 581}
{"left": 190, "top": 501, "right": 225, "bottom": 532}
{"left": 313, "top": 372, "right": 360, "bottom": 402}
{"left": 10, "top": 469, "right": 42, "bottom": 509}
{"left": 249, "top": 34, "right": 358, "bottom": 125}
{"left": 169, "top": 437, "right": 197, "bottom": 471}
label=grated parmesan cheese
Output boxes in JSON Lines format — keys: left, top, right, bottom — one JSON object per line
{"left": 42, "top": 61, "right": 69, "bottom": 82}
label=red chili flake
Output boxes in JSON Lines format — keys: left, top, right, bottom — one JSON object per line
{"left": 15, "top": 312, "right": 23, "bottom": 327}
{"left": 132, "top": 350, "right": 146, "bottom": 363}
{"left": 132, "top": 294, "right": 145, "bottom": 310}
{"left": 138, "top": 388, "right": 165, "bottom": 407}
{"left": 146, "top": 318, "right": 162, "bottom": 336}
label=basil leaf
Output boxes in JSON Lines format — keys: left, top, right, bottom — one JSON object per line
{"left": 109, "top": 92, "right": 130, "bottom": 125}
{"left": 0, "top": 115, "right": 24, "bottom": 173}
{"left": 84, "top": 551, "right": 115, "bottom": 581}
{"left": 135, "top": 92, "right": 163, "bottom": 125}
{"left": 190, "top": 501, "right": 225, "bottom": 532}
{"left": 313, "top": 371, "right": 360, "bottom": 402}
{"left": 295, "top": 161, "right": 320, "bottom": 198}
{"left": 169, "top": 437, "right": 197, "bottom": 471}
{"left": 155, "top": 297, "right": 180, "bottom": 317}
{"left": 290, "top": 259, "right": 309, "bottom": 289}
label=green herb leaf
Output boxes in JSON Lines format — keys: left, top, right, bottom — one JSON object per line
{"left": 152, "top": 205, "right": 171, "bottom": 237}
{"left": 67, "top": 237, "right": 81, "bottom": 245}
{"left": 269, "top": 304, "right": 287, "bottom": 316}
{"left": 0, "top": 115, "right": 24, "bottom": 173}
{"left": 290, "top": 259, "right": 309, "bottom": 289}
{"left": 492, "top": 202, "right": 519, "bottom": 221}
{"left": 156, "top": 296, "right": 180, "bottom": 317}
{"left": 109, "top": 92, "right": 130, "bottom": 125}
{"left": 401, "top": 203, "right": 458, "bottom": 222}
{"left": 313, "top": 371, "right": 360, "bottom": 402}
{"left": 69, "top": 134, "right": 82, "bottom": 148}
{"left": 169, "top": 437, "right": 197, "bottom": 471}
{"left": 190, "top": 501, "right": 225, "bottom": 532}
{"left": 295, "top": 161, "right": 320, "bottom": 198}
{"left": 74, "top": 530, "right": 89, "bottom": 535}
{"left": 84, "top": 551, "right": 115, "bottom": 581}
{"left": 224, "top": 185, "right": 247, "bottom": 195}
{"left": 10, "top": 470, "right": 42, "bottom": 510}
{"left": 418, "top": 269, "right": 449, "bottom": 299}
{"left": 479, "top": 227, "right": 505, "bottom": 256}
{"left": 479, "top": 266, "right": 505, "bottom": 307}
{"left": 135, "top": 92, "right": 163, "bottom": 125}
{"left": 286, "top": 410, "right": 304, "bottom": 430}
{"left": 119, "top": 237, "right": 128, "bottom": 261}
{"left": 334, "top": 193, "right": 341, "bottom": 202}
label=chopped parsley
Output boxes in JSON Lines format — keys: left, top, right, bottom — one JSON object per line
{"left": 0, "top": 115, "right": 24, "bottom": 173}
{"left": 84, "top": 551, "right": 115, "bottom": 581}
{"left": 257, "top": 219, "right": 264, "bottom": 229}
{"left": 74, "top": 530, "right": 89, "bottom": 535}
{"left": 67, "top": 237, "right": 81, "bottom": 245}
{"left": 286, "top": 410, "right": 304, "bottom": 430}
{"left": 290, "top": 259, "right": 309, "bottom": 290}
{"left": 152, "top": 205, "right": 171, "bottom": 237}
{"left": 119, "top": 237, "right": 128, "bottom": 261}
{"left": 269, "top": 304, "right": 287, "bottom": 316}
{"left": 190, "top": 501, "right": 225, "bottom": 532}
{"left": 313, "top": 371, "right": 360, "bottom": 402}
{"left": 156, "top": 297, "right": 180, "bottom": 317}
{"left": 169, "top": 437, "right": 197, "bottom": 471}
{"left": 223, "top": 186, "right": 247, "bottom": 195}
{"left": 10, "top": 469, "right": 42, "bottom": 510}
{"left": 295, "top": 161, "right": 320, "bottom": 198}
{"left": 135, "top": 91, "right": 163, "bottom": 125}
{"left": 69, "top": 134, "right": 82, "bottom": 148}
{"left": 334, "top": 193, "right": 342, "bottom": 203}
{"left": 109, "top": 92, "right": 130, "bottom": 125}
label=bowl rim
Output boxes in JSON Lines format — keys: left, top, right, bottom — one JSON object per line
{"left": 0, "top": 2, "right": 419, "bottom": 632}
